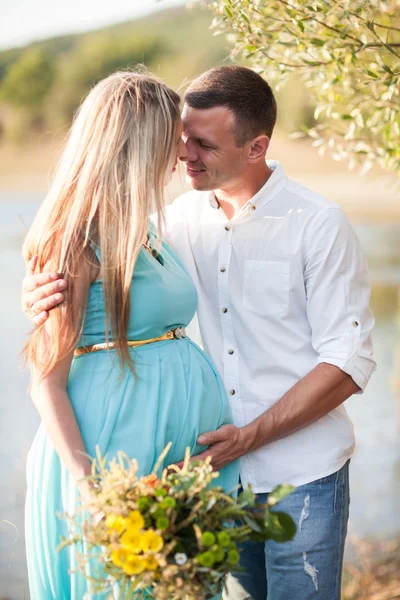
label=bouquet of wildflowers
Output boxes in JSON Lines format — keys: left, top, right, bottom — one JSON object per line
{"left": 60, "top": 446, "right": 296, "bottom": 599}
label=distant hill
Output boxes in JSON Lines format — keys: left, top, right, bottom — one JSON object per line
{"left": 0, "top": 5, "right": 232, "bottom": 141}
{"left": 0, "top": 4, "right": 314, "bottom": 143}
{"left": 0, "top": 6, "right": 230, "bottom": 88}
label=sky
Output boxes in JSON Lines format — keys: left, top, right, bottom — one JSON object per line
{"left": 0, "top": 0, "right": 187, "bottom": 51}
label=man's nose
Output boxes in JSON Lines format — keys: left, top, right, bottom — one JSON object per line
{"left": 180, "top": 140, "right": 198, "bottom": 163}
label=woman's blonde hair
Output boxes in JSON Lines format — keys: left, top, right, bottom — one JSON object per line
{"left": 23, "top": 70, "right": 181, "bottom": 377}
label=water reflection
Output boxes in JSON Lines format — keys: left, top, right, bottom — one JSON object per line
{"left": 345, "top": 222, "right": 400, "bottom": 539}
{"left": 0, "top": 201, "right": 399, "bottom": 598}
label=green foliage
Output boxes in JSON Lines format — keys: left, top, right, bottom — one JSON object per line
{"left": 267, "top": 483, "right": 295, "bottom": 507}
{"left": 61, "top": 448, "right": 296, "bottom": 599}
{"left": 49, "top": 32, "right": 164, "bottom": 123}
{"left": 0, "top": 48, "right": 55, "bottom": 108}
{"left": 211, "top": 0, "right": 400, "bottom": 176}
{"left": 0, "top": 6, "right": 230, "bottom": 141}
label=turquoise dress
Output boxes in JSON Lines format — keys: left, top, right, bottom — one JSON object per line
{"left": 25, "top": 229, "right": 239, "bottom": 600}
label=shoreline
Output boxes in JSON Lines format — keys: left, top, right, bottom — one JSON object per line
{"left": 1, "top": 135, "right": 399, "bottom": 222}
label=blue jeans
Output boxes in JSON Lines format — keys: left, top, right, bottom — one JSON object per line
{"left": 224, "top": 461, "right": 350, "bottom": 600}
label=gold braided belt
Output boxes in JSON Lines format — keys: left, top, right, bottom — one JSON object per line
{"left": 74, "top": 326, "right": 187, "bottom": 357}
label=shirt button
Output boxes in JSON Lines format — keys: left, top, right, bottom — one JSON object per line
{"left": 229, "top": 389, "right": 236, "bottom": 395}
{"left": 220, "top": 267, "right": 226, "bottom": 273}
{"left": 228, "top": 349, "right": 234, "bottom": 355}
{"left": 222, "top": 307, "right": 228, "bottom": 314}
{"left": 352, "top": 321, "right": 359, "bottom": 327}
{"left": 224, "top": 225, "right": 230, "bottom": 231}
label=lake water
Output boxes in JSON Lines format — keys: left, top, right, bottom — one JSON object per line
{"left": 1, "top": 198, "right": 400, "bottom": 599}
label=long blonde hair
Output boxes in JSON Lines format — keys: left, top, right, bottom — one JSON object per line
{"left": 23, "top": 71, "right": 181, "bottom": 377}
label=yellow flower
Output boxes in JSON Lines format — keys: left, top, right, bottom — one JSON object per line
{"left": 120, "top": 527, "right": 143, "bottom": 554}
{"left": 105, "top": 515, "right": 126, "bottom": 535}
{"left": 144, "top": 555, "right": 159, "bottom": 571}
{"left": 127, "top": 510, "right": 145, "bottom": 530}
{"left": 111, "top": 548, "right": 130, "bottom": 568}
{"left": 122, "top": 555, "right": 146, "bottom": 575}
{"left": 140, "top": 529, "right": 164, "bottom": 553}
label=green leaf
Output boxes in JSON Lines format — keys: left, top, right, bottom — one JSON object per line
{"left": 238, "top": 486, "right": 256, "bottom": 508}
{"left": 382, "top": 64, "right": 393, "bottom": 75}
{"left": 366, "top": 69, "right": 378, "bottom": 79}
{"left": 310, "top": 38, "right": 325, "bottom": 47}
{"left": 206, "top": 497, "right": 217, "bottom": 511}
{"left": 298, "top": 21, "right": 305, "bottom": 33}
{"left": 264, "top": 511, "right": 297, "bottom": 542}
{"left": 243, "top": 514, "right": 263, "bottom": 533}
{"left": 240, "top": 11, "right": 251, "bottom": 25}
{"left": 224, "top": 5, "right": 233, "bottom": 18}
{"left": 267, "top": 484, "right": 295, "bottom": 507}
{"left": 278, "top": 41, "right": 299, "bottom": 47}
{"left": 384, "top": 44, "right": 399, "bottom": 58}
{"left": 341, "top": 114, "right": 353, "bottom": 120}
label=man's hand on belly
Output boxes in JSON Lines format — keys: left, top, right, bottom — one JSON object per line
{"left": 176, "top": 424, "right": 249, "bottom": 471}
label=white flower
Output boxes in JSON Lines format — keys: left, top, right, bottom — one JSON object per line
{"left": 174, "top": 553, "right": 188, "bottom": 566}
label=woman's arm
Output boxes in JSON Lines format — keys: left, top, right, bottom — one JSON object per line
{"left": 30, "top": 257, "right": 96, "bottom": 502}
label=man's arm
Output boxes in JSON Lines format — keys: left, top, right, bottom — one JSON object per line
{"left": 193, "top": 363, "right": 358, "bottom": 470}
{"left": 22, "top": 256, "right": 69, "bottom": 326}
{"left": 194, "top": 207, "right": 376, "bottom": 470}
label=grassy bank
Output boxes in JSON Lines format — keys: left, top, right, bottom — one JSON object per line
{"left": 1, "top": 133, "right": 399, "bottom": 222}
{"left": 343, "top": 538, "right": 400, "bottom": 600}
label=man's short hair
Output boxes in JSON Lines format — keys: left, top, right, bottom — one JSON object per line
{"left": 184, "top": 65, "right": 277, "bottom": 146}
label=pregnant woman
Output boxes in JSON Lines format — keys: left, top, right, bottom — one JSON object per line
{"left": 23, "top": 71, "right": 238, "bottom": 599}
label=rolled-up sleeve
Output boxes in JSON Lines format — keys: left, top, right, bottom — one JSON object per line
{"left": 303, "top": 207, "right": 376, "bottom": 391}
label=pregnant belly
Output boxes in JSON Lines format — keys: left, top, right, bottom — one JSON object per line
{"left": 67, "top": 339, "right": 231, "bottom": 474}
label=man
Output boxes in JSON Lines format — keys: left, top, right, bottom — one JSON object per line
{"left": 22, "top": 66, "right": 376, "bottom": 599}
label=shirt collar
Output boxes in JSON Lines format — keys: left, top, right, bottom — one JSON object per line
{"left": 209, "top": 193, "right": 220, "bottom": 209}
{"left": 246, "top": 160, "right": 289, "bottom": 211}
{"left": 208, "top": 160, "right": 289, "bottom": 212}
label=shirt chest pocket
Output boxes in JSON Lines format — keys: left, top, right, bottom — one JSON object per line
{"left": 242, "top": 260, "right": 290, "bottom": 317}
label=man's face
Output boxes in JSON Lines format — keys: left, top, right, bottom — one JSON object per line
{"left": 181, "top": 104, "right": 247, "bottom": 192}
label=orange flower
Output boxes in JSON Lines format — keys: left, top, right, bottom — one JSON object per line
{"left": 142, "top": 474, "right": 158, "bottom": 488}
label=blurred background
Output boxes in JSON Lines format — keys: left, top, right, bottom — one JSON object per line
{"left": 0, "top": 1, "right": 399, "bottom": 598}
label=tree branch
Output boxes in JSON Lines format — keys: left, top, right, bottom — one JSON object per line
{"left": 367, "top": 22, "right": 400, "bottom": 57}
{"left": 273, "top": 0, "right": 364, "bottom": 46}
{"left": 348, "top": 11, "right": 400, "bottom": 34}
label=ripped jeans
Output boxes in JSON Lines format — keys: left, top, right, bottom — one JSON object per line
{"left": 224, "top": 461, "right": 350, "bottom": 600}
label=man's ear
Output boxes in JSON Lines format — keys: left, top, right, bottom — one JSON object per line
{"left": 247, "top": 135, "right": 270, "bottom": 163}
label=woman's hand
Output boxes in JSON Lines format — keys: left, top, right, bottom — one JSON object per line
{"left": 77, "top": 479, "right": 96, "bottom": 504}
{"left": 22, "top": 255, "right": 67, "bottom": 326}
{"left": 77, "top": 479, "right": 104, "bottom": 524}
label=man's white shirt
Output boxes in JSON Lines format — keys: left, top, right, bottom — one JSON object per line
{"left": 165, "top": 161, "right": 376, "bottom": 492}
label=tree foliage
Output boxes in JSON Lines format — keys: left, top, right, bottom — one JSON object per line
{"left": 0, "top": 48, "right": 55, "bottom": 109}
{"left": 49, "top": 33, "right": 165, "bottom": 123}
{"left": 0, "top": 6, "right": 228, "bottom": 142}
{"left": 210, "top": 0, "right": 400, "bottom": 176}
